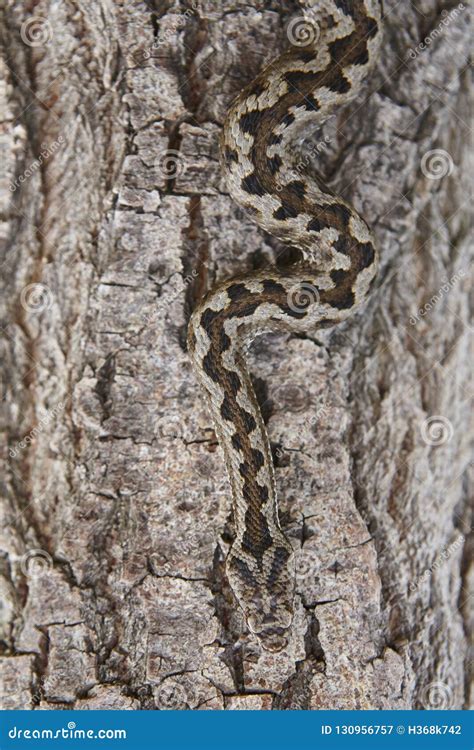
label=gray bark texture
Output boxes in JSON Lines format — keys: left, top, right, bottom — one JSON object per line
{"left": 0, "top": 0, "right": 472, "bottom": 711}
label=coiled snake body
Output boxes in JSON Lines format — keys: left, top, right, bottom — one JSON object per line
{"left": 188, "top": 0, "right": 382, "bottom": 651}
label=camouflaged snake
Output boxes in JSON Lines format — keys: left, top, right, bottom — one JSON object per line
{"left": 187, "top": 0, "right": 382, "bottom": 651}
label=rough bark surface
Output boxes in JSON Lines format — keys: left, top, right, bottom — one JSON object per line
{"left": 0, "top": 0, "right": 472, "bottom": 711}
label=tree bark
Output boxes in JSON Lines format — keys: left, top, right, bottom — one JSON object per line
{"left": 0, "top": 0, "right": 471, "bottom": 711}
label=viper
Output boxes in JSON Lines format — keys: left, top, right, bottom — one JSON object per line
{"left": 187, "top": 0, "right": 382, "bottom": 651}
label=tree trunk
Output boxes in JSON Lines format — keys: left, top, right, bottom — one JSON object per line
{"left": 0, "top": 0, "right": 471, "bottom": 711}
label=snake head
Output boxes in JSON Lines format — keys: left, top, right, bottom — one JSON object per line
{"left": 226, "top": 538, "right": 295, "bottom": 652}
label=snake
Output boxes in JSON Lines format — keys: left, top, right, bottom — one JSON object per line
{"left": 187, "top": 0, "right": 382, "bottom": 651}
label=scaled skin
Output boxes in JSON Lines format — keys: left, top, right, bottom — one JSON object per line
{"left": 188, "top": 0, "right": 382, "bottom": 650}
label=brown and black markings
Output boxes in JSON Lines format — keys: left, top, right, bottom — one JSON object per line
{"left": 187, "top": 0, "right": 382, "bottom": 651}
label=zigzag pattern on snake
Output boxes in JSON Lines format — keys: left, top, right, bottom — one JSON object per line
{"left": 188, "top": 0, "right": 382, "bottom": 651}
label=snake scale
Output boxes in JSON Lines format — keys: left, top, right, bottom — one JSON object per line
{"left": 187, "top": 0, "right": 382, "bottom": 651}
